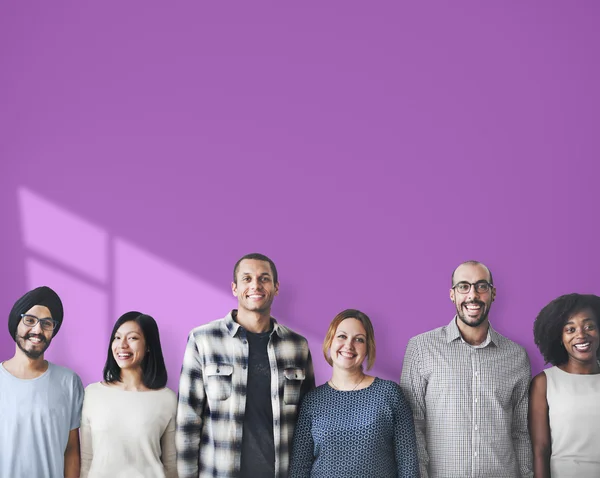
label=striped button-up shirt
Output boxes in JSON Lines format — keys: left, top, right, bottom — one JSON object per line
{"left": 176, "top": 311, "right": 315, "bottom": 478}
{"left": 400, "top": 317, "right": 533, "bottom": 478}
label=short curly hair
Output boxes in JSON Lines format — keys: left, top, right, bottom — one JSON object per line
{"left": 533, "top": 293, "right": 600, "bottom": 366}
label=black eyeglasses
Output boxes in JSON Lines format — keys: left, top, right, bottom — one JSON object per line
{"left": 452, "top": 281, "right": 493, "bottom": 294}
{"left": 20, "top": 314, "right": 58, "bottom": 331}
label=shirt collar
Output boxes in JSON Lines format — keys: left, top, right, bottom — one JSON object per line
{"left": 446, "top": 315, "right": 499, "bottom": 347}
{"left": 225, "top": 310, "right": 284, "bottom": 338}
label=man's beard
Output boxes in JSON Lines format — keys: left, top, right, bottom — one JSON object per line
{"left": 15, "top": 332, "right": 51, "bottom": 359}
{"left": 456, "top": 300, "right": 490, "bottom": 328}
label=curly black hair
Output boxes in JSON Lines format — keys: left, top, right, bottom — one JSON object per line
{"left": 533, "top": 293, "right": 600, "bottom": 366}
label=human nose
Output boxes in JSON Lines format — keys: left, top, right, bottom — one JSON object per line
{"left": 466, "top": 284, "right": 480, "bottom": 299}
{"left": 576, "top": 326, "right": 588, "bottom": 338}
{"left": 30, "top": 320, "right": 44, "bottom": 334}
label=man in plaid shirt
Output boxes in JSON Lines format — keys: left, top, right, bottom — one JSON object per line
{"left": 176, "top": 253, "right": 315, "bottom": 478}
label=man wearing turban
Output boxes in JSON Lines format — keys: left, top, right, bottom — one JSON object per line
{"left": 0, "top": 286, "right": 84, "bottom": 478}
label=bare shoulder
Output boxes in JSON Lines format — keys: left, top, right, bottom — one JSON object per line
{"left": 530, "top": 371, "right": 547, "bottom": 394}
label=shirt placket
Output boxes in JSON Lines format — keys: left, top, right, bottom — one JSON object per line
{"left": 471, "top": 349, "right": 481, "bottom": 478}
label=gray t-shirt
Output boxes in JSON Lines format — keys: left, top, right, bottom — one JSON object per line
{"left": 0, "top": 361, "right": 84, "bottom": 478}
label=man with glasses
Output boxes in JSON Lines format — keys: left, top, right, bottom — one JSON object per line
{"left": 0, "top": 286, "right": 84, "bottom": 478}
{"left": 176, "top": 253, "right": 315, "bottom": 478}
{"left": 400, "top": 260, "right": 533, "bottom": 478}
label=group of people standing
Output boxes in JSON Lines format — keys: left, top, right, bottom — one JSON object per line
{"left": 0, "top": 253, "right": 598, "bottom": 477}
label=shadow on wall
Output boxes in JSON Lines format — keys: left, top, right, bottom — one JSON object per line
{"left": 17, "top": 187, "right": 332, "bottom": 389}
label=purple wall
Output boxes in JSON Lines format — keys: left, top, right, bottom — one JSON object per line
{"left": 1, "top": 2, "right": 599, "bottom": 390}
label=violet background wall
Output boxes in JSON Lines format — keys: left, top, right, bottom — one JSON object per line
{"left": 1, "top": 2, "right": 599, "bottom": 391}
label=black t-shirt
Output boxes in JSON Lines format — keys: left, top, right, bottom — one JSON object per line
{"left": 239, "top": 328, "right": 275, "bottom": 478}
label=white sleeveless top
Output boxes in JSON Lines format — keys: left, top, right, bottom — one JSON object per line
{"left": 544, "top": 366, "right": 600, "bottom": 477}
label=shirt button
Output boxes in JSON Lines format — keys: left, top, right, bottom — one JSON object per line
{"left": 474, "top": 425, "right": 479, "bottom": 431}
{"left": 243, "top": 340, "right": 247, "bottom": 344}
{"left": 216, "top": 369, "right": 220, "bottom": 373}
{"left": 474, "top": 398, "right": 478, "bottom": 403}
{"left": 474, "top": 371, "right": 479, "bottom": 376}
{"left": 474, "top": 452, "right": 478, "bottom": 457}
{"left": 242, "top": 365, "right": 247, "bottom": 370}
{"left": 273, "top": 394, "right": 278, "bottom": 399}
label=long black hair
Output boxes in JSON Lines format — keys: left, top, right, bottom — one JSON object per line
{"left": 103, "top": 311, "right": 168, "bottom": 389}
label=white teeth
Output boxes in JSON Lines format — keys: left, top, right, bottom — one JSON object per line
{"left": 574, "top": 343, "right": 590, "bottom": 350}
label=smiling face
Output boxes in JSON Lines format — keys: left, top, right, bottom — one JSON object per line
{"left": 231, "top": 259, "right": 279, "bottom": 315}
{"left": 329, "top": 318, "right": 368, "bottom": 372}
{"left": 112, "top": 320, "right": 147, "bottom": 372}
{"left": 450, "top": 263, "right": 496, "bottom": 329}
{"left": 562, "top": 308, "right": 600, "bottom": 366}
{"left": 15, "top": 305, "right": 54, "bottom": 360}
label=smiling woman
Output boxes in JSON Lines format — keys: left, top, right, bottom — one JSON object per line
{"left": 79, "top": 312, "right": 177, "bottom": 478}
{"left": 529, "top": 294, "right": 600, "bottom": 478}
{"left": 289, "top": 309, "right": 419, "bottom": 478}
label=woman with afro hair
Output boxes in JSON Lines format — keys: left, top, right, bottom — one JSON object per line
{"left": 529, "top": 293, "right": 600, "bottom": 478}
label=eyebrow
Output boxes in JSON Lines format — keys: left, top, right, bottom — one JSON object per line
{"left": 564, "top": 318, "right": 596, "bottom": 325}
{"left": 241, "top": 272, "right": 272, "bottom": 277}
{"left": 336, "top": 330, "right": 367, "bottom": 337}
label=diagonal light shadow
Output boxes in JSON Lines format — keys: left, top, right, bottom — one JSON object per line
{"left": 18, "top": 187, "right": 340, "bottom": 387}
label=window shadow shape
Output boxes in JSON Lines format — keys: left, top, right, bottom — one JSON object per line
{"left": 18, "top": 187, "right": 357, "bottom": 387}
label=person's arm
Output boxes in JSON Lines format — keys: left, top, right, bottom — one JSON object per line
{"left": 79, "top": 412, "right": 93, "bottom": 478}
{"left": 176, "top": 333, "right": 206, "bottom": 478}
{"left": 393, "top": 385, "right": 421, "bottom": 478}
{"left": 512, "top": 352, "right": 534, "bottom": 478}
{"left": 528, "top": 372, "right": 551, "bottom": 478}
{"left": 399, "top": 338, "right": 429, "bottom": 478}
{"left": 66, "top": 374, "right": 85, "bottom": 478}
{"left": 288, "top": 396, "right": 314, "bottom": 478}
{"left": 161, "top": 409, "right": 178, "bottom": 478}
{"left": 64, "top": 428, "right": 80, "bottom": 478}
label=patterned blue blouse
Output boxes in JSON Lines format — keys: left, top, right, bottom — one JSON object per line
{"left": 289, "top": 377, "right": 420, "bottom": 478}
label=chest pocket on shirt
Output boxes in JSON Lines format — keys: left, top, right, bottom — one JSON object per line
{"left": 205, "top": 363, "right": 233, "bottom": 401}
{"left": 283, "top": 368, "right": 305, "bottom": 405}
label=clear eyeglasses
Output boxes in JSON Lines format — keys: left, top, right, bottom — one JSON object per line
{"left": 452, "top": 281, "right": 493, "bottom": 294}
{"left": 20, "top": 314, "right": 58, "bottom": 331}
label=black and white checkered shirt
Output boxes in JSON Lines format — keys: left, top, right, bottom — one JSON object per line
{"left": 176, "top": 311, "right": 315, "bottom": 478}
{"left": 400, "top": 317, "right": 533, "bottom": 478}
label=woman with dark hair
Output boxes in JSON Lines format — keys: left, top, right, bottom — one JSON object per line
{"left": 529, "top": 293, "right": 600, "bottom": 478}
{"left": 80, "top": 312, "right": 177, "bottom": 478}
{"left": 289, "top": 309, "right": 419, "bottom": 477}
